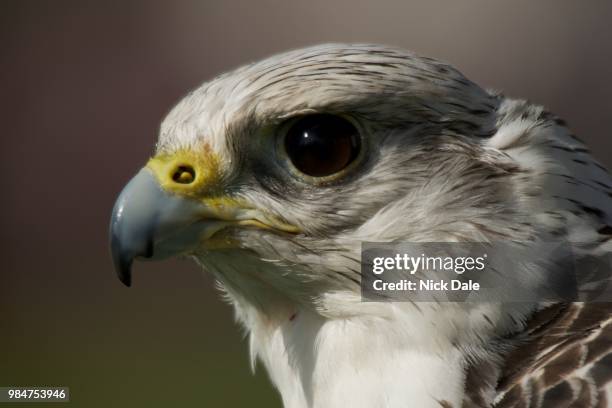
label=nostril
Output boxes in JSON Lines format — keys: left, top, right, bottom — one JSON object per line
{"left": 172, "top": 165, "right": 196, "bottom": 184}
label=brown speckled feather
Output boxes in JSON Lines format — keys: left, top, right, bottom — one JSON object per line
{"left": 461, "top": 303, "right": 612, "bottom": 408}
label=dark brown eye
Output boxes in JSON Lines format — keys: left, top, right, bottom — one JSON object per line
{"left": 284, "top": 114, "right": 361, "bottom": 177}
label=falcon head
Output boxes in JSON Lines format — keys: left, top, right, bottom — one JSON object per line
{"left": 110, "top": 44, "right": 528, "bottom": 315}
{"left": 110, "top": 44, "right": 612, "bottom": 407}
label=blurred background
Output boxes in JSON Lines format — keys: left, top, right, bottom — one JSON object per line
{"left": 2, "top": 1, "right": 612, "bottom": 406}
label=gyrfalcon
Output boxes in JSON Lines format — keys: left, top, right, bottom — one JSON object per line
{"left": 110, "top": 44, "right": 612, "bottom": 407}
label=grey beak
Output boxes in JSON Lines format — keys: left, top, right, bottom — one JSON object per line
{"left": 110, "top": 169, "right": 163, "bottom": 286}
{"left": 109, "top": 168, "right": 208, "bottom": 287}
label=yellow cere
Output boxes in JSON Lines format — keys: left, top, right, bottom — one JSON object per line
{"left": 147, "top": 149, "right": 222, "bottom": 197}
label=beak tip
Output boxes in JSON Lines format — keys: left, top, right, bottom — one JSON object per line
{"left": 112, "top": 251, "right": 133, "bottom": 288}
{"left": 120, "top": 276, "right": 132, "bottom": 288}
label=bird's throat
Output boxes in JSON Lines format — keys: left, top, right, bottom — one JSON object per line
{"left": 249, "top": 307, "right": 471, "bottom": 408}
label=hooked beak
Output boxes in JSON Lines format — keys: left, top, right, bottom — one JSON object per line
{"left": 109, "top": 167, "right": 298, "bottom": 287}
{"left": 110, "top": 168, "right": 208, "bottom": 286}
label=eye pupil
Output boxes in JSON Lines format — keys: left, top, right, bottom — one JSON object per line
{"left": 284, "top": 114, "right": 360, "bottom": 177}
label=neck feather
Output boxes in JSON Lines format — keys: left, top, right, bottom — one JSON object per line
{"left": 242, "top": 299, "right": 528, "bottom": 408}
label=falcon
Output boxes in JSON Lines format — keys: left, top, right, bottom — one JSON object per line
{"left": 110, "top": 44, "right": 612, "bottom": 407}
